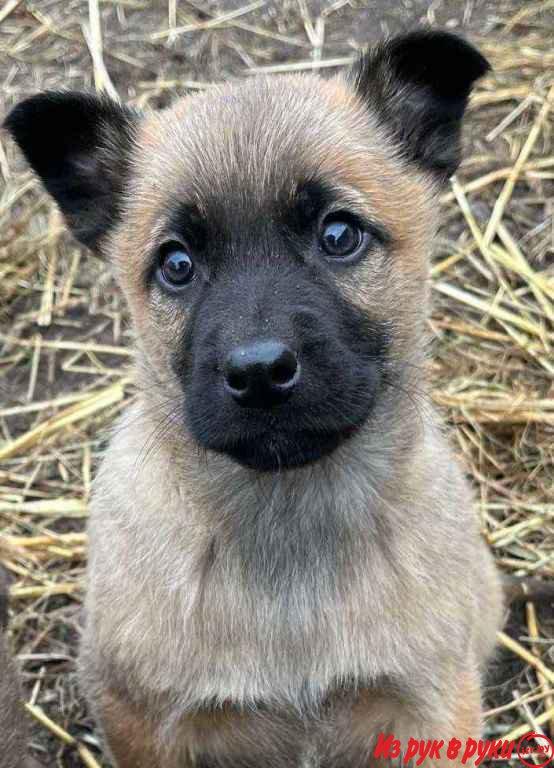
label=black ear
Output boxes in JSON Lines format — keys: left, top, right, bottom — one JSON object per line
{"left": 4, "top": 92, "right": 139, "bottom": 251}
{"left": 350, "top": 30, "right": 490, "bottom": 183}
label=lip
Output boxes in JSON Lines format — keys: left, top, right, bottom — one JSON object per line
{"left": 185, "top": 357, "right": 383, "bottom": 473}
{"left": 214, "top": 426, "right": 357, "bottom": 472}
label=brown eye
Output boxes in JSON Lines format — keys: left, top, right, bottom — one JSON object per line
{"left": 320, "top": 216, "right": 363, "bottom": 258}
{"left": 157, "top": 242, "right": 195, "bottom": 290}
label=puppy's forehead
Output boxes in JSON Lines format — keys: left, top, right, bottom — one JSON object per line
{"left": 132, "top": 75, "right": 429, "bottom": 230}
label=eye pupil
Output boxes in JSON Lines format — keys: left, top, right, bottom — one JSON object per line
{"left": 159, "top": 244, "right": 194, "bottom": 288}
{"left": 321, "top": 219, "right": 361, "bottom": 257}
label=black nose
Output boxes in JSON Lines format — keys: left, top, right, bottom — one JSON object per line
{"left": 223, "top": 340, "right": 299, "bottom": 408}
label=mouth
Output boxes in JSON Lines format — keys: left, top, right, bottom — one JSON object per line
{"left": 208, "top": 420, "right": 364, "bottom": 472}
{"left": 185, "top": 366, "right": 382, "bottom": 473}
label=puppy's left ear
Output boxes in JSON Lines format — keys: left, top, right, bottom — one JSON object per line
{"left": 4, "top": 91, "right": 140, "bottom": 252}
{"left": 350, "top": 30, "right": 490, "bottom": 184}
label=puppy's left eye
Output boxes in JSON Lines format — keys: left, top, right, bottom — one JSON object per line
{"left": 156, "top": 242, "right": 195, "bottom": 291}
{"left": 320, "top": 215, "right": 363, "bottom": 259}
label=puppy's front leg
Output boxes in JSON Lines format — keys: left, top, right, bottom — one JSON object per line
{"left": 98, "top": 690, "right": 165, "bottom": 768}
{"left": 98, "top": 689, "right": 305, "bottom": 768}
{"left": 392, "top": 669, "right": 483, "bottom": 768}
{"left": 433, "top": 668, "right": 483, "bottom": 768}
{"left": 320, "top": 670, "right": 482, "bottom": 768}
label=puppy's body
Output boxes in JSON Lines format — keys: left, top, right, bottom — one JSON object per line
{"left": 0, "top": 568, "right": 39, "bottom": 768}
{"left": 0, "top": 634, "right": 27, "bottom": 768}
{"left": 6, "top": 31, "right": 503, "bottom": 766}
{"left": 81, "top": 399, "right": 500, "bottom": 766}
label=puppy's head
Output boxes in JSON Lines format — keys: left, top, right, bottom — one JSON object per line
{"left": 5, "top": 31, "right": 488, "bottom": 472}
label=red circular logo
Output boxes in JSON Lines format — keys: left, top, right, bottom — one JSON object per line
{"left": 517, "top": 733, "right": 554, "bottom": 768}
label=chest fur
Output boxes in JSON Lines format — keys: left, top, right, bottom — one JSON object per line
{"left": 83, "top": 412, "right": 474, "bottom": 715}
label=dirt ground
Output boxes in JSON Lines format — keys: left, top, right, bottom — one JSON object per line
{"left": 0, "top": 1, "right": 553, "bottom": 766}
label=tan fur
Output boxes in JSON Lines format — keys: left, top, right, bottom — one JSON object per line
{"left": 329, "top": 665, "right": 483, "bottom": 768}
{"left": 74, "top": 71, "right": 503, "bottom": 765}
{"left": 0, "top": 637, "right": 30, "bottom": 768}
{"left": 98, "top": 690, "right": 163, "bottom": 768}
{"left": 0, "top": 568, "right": 38, "bottom": 768}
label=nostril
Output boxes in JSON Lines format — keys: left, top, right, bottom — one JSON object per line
{"left": 269, "top": 352, "right": 298, "bottom": 387}
{"left": 226, "top": 368, "right": 249, "bottom": 393}
{"left": 223, "top": 341, "right": 299, "bottom": 407}
{"left": 270, "top": 363, "right": 293, "bottom": 385}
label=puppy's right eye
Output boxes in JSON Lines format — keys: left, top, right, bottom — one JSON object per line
{"left": 320, "top": 215, "right": 363, "bottom": 259}
{"left": 156, "top": 242, "right": 195, "bottom": 291}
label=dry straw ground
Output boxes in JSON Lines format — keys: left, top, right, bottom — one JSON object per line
{"left": 0, "top": 0, "right": 553, "bottom": 765}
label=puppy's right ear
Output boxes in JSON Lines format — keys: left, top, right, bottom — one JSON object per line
{"left": 4, "top": 92, "right": 139, "bottom": 252}
{"left": 350, "top": 31, "right": 490, "bottom": 184}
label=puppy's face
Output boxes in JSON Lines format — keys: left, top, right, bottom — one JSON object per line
{"left": 120, "top": 77, "right": 430, "bottom": 471}
{"left": 6, "top": 32, "right": 488, "bottom": 472}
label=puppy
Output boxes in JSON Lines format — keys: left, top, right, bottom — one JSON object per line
{"left": 6, "top": 31, "right": 503, "bottom": 767}
{"left": 0, "top": 567, "right": 39, "bottom": 768}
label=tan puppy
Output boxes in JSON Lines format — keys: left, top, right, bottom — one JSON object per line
{"left": 6, "top": 31, "right": 503, "bottom": 767}
{"left": 0, "top": 568, "right": 39, "bottom": 768}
